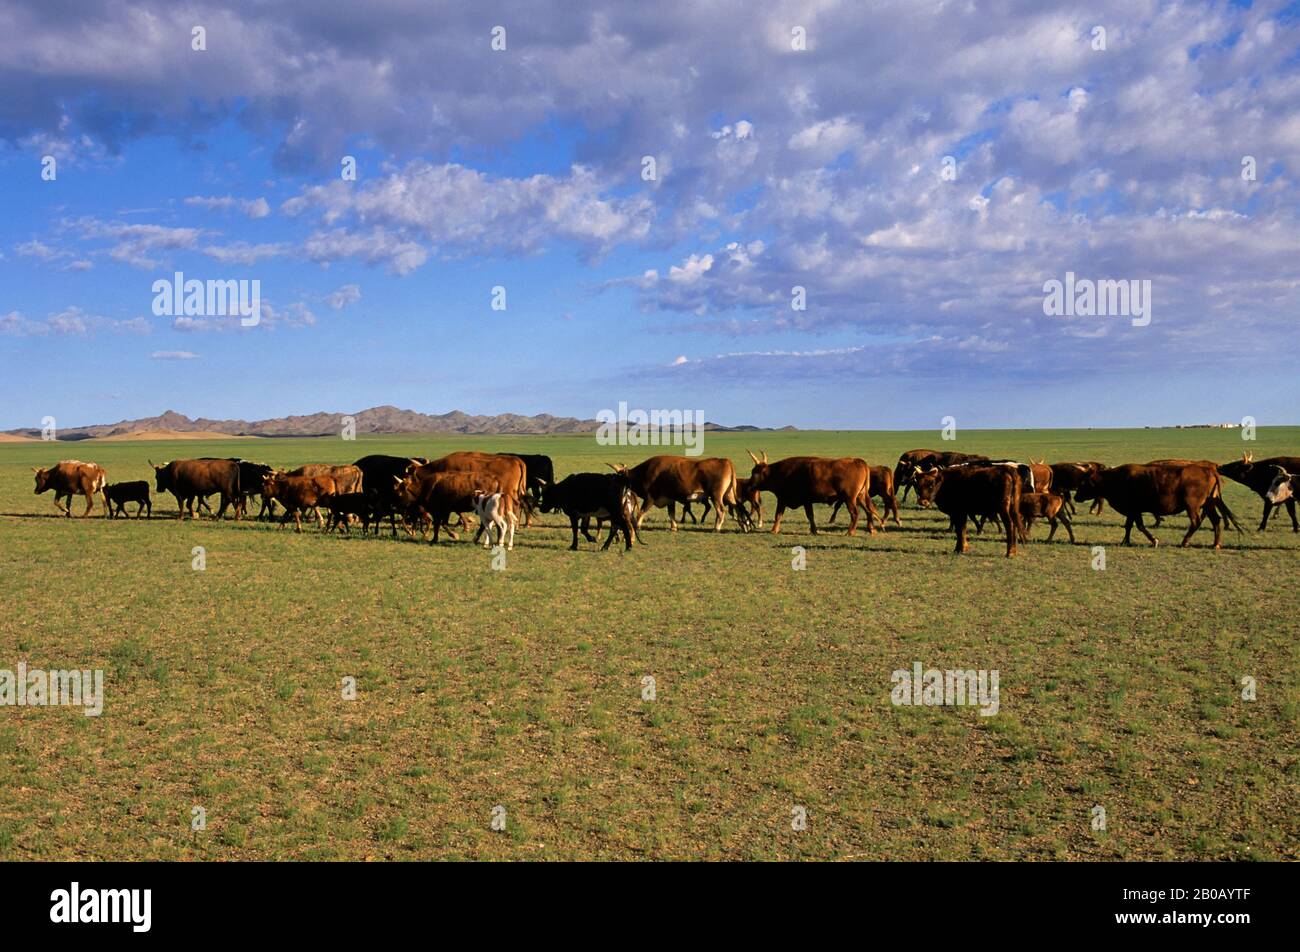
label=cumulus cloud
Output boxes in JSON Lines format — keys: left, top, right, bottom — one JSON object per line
{"left": 327, "top": 283, "right": 361, "bottom": 309}
{"left": 283, "top": 161, "right": 652, "bottom": 271}
{"left": 1, "top": 0, "right": 1298, "bottom": 381}
{"left": 0, "top": 306, "right": 149, "bottom": 337}
{"left": 70, "top": 217, "right": 202, "bottom": 269}
{"left": 185, "top": 195, "right": 271, "bottom": 219}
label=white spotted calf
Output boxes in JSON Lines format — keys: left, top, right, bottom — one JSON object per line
{"left": 472, "top": 491, "right": 516, "bottom": 550}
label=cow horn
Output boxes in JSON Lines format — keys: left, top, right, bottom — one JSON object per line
{"left": 762, "top": 451, "right": 769, "bottom": 464}
{"left": 31, "top": 467, "right": 41, "bottom": 473}
{"left": 747, "top": 449, "right": 760, "bottom": 465}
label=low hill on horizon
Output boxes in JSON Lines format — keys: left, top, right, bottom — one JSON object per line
{"left": 2, "top": 406, "right": 788, "bottom": 441}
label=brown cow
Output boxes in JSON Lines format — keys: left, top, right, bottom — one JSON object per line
{"left": 1017, "top": 491, "right": 1073, "bottom": 543}
{"left": 894, "top": 450, "right": 990, "bottom": 502}
{"left": 261, "top": 473, "right": 335, "bottom": 532}
{"left": 287, "top": 464, "right": 362, "bottom": 494}
{"left": 152, "top": 458, "right": 241, "bottom": 520}
{"left": 1050, "top": 461, "right": 1106, "bottom": 515}
{"left": 33, "top": 460, "right": 106, "bottom": 517}
{"left": 393, "top": 470, "right": 511, "bottom": 544}
{"left": 409, "top": 453, "right": 527, "bottom": 519}
{"left": 1073, "top": 463, "right": 1241, "bottom": 548}
{"left": 611, "top": 455, "right": 738, "bottom": 532}
{"left": 828, "top": 464, "right": 900, "bottom": 528}
{"left": 685, "top": 474, "right": 762, "bottom": 530}
{"left": 912, "top": 464, "right": 1022, "bottom": 557}
{"left": 745, "top": 452, "right": 876, "bottom": 536}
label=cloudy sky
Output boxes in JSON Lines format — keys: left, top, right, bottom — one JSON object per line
{"left": 2, "top": 0, "right": 1298, "bottom": 429}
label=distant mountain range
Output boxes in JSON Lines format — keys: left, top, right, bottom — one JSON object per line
{"left": 3, "top": 406, "right": 792, "bottom": 440}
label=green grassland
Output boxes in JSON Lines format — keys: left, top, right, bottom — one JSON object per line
{"left": 0, "top": 428, "right": 1297, "bottom": 861}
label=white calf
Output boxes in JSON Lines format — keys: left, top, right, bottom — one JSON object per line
{"left": 472, "top": 491, "right": 516, "bottom": 550}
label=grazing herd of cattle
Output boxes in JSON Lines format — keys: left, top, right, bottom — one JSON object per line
{"left": 26, "top": 450, "right": 1300, "bottom": 556}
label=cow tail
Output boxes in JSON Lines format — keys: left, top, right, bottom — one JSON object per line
{"left": 1211, "top": 474, "right": 1244, "bottom": 533}
{"left": 725, "top": 463, "right": 738, "bottom": 507}
{"left": 1214, "top": 484, "right": 1243, "bottom": 533}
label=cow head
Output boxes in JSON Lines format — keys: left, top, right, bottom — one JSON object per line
{"left": 912, "top": 467, "right": 944, "bottom": 507}
{"left": 1265, "top": 467, "right": 1294, "bottom": 504}
{"left": 538, "top": 481, "right": 558, "bottom": 513}
{"left": 261, "top": 473, "right": 282, "bottom": 498}
{"left": 150, "top": 460, "right": 172, "bottom": 493}
{"left": 745, "top": 450, "right": 771, "bottom": 487}
{"left": 32, "top": 467, "right": 51, "bottom": 494}
{"left": 1071, "top": 467, "right": 1104, "bottom": 503}
{"left": 1218, "top": 454, "right": 1255, "bottom": 482}
{"left": 392, "top": 475, "right": 419, "bottom": 506}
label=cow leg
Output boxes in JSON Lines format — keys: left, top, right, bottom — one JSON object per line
{"left": 846, "top": 496, "right": 860, "bottom": 536}
{"left": 1288, "top": 499, "right": 1299, "bottom": 532}
{"left": 1122, "top": 516, "right": 1135, "bottom": 545}
{"left": 862, "top": 493, "right": 878, "bottom": 534}
{"left": 770, "top": 502, "right": 786, "bottom": 533}
{"left": 954, "top": 514, "right": 969, "bottom": 554}
{"left": 1133, "top": 514, "right": 1157, "bottom": 546}
{"left": 635, "top": 499, "right": 655, "bottom": 532}
{"left": 711, "top": 492, "right": 726, "bottom": 532}
{"left": 1203, "top": 502, "right": 1222, "bottom": 549}
{"left": 568, "top": 513, "right": 582, "bottom": 550}
{"left": 1002, "top": 509, "right": 1017, "bottom": 557}
{"left": 827, "top": 502, "right": 840, "bottom": 524}
{"left": 889, "top": 494, "right": 901, "bottom": 526}
{"left": 805, "top": 503, "right": 818, "bottom": 534}
{"left": 1090, "top": 498, "right": 1104, "bottom": 516}
{"left": 1062, "top": 512, "right": 1075, "bottom": 544}
{"left": 1258, "top": 499, "right": 1274, "bottom": 530}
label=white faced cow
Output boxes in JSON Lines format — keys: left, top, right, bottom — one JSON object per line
{"left": 1265, "top": 466, "right": 1295, "bottom": 505}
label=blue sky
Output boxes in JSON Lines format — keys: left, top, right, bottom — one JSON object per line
{"left": 2, "top": 0, "right": 1299, "bottom": 430}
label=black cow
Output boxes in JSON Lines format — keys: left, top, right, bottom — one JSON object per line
{"left": 353, "top": 454, "right": 429, "bottom": 536}
{"left": 505, "top": 453, "right": 555, "bottom": 526}
{"left": 1218, "top": 454, "right": 1300, "bottom": 531}
{"left": 103, "top": 481, "right": 152, "bottom": 519}
{"left": 319, "top": 492, "right": 374, "bottom": 533}
{"left": 538, "top": 473, "right": 639, "bottom": 551}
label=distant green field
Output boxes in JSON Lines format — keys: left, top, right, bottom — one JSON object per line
{"left": 1, "top": 428, "right": 1297, "bottom": 860}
